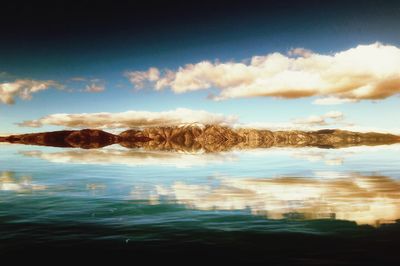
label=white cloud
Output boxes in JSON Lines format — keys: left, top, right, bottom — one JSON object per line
{"left": 293, "top": 115, "right": 328, "bottom": 126}
{"left": 17, "top": 107, "right": 400, "bottom": 134}
{"left": 0, "top": 79, "right": 62, "bottom": 104}
{"left": 231, "top": 110, "right": 365, "bottom": 131}
{"left": 84, "top": 83, "right": 105, "bottom": 93}
{"left": 125, "top": 67, "right": 160, "bottom": 89}
{"left": 324, "top": 110, "right": 343, "bottom": 119}
{"left": 68, "top": 77, "right": 105, "bottom": 93}
{"left": 313, "top": 97, "right": 358, "bottom": 105}
{"left": 126, "top": 43, "right": 400, "bottom": 101}
{"left": 18, "top": 107, "right": 394, "bottom": 134}
{"left": 18, "top": 108, "right": 238, "bottom": 129}
{"left": 293, "top": 111, "right": 343, "bottom": 126}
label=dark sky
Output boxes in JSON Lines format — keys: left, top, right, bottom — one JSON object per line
{"left": 2, "top": 0, "right": 400, "bottom": 48}
{"left": 1, "top": 1, "right": 398, "bottom": 38}
{"left": 1, "top": 0, "right": 400, "bottom": 76}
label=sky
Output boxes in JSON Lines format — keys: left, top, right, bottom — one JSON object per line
{"left": 1, "top": 0, "right": 400, "bottom": 134}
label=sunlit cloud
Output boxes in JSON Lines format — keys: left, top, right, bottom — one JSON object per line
{"left": 293, "top": 111, "right": 344, "bottom": 126}
{"left": 313, "top": 97, "right": 358, "bottom": 105}
{"left": 125, "top": 67, "right": 160, "bottom": 89}
{"left": 17, "top": 108, "right": 237, "bottom": 129}
{"left": 233, "top": 110, "right": 351, "bottom": 131}
{"left": 0, "top": 79, "right": 62, "bottom": 104}
{"left": 16, "top": 107, "right": 397, "bottom": 134}
{"left": 126, "top": 43, "right": 400, "bottom": 102}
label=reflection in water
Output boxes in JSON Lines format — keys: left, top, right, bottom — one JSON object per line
{"left": 147, "top": 173, "right": 400, "bottom": 226}
{"left": 19, "top": 144, "right": 400, "bottom": 169}
{"left": 2, "top": 143, "right": 400, "bottom": 263}
{"left": 13, "top": 146, "right": 400, "bottom": 226}
{"left": 291, "top": 150, "right": 347, "bottom": 165}
{"left": 20, "top": 149, "right": 237, "bottom": 168}
{"left": 2, "top": 127, "right": 400, "bottom": 151}
{"left": 0, "top": 171, "right": 47, "bottom": 192}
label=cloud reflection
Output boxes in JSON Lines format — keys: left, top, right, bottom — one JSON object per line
{"left": 291, "top": 150, "right": 348, "bottom": 165}
{"left": 20, "top": 148, "right": 237, "bottom": 168}
{"left": 151, "top": 173, "right": 400, "bottom": 226}
{"left": 0, "top": 171, "right": 46, "bottom": 192}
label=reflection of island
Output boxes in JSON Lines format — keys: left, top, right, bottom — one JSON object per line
{"left": 1, "top": 125, "right": 400, "bottom": 151}
{"left": 20, "top": 149, "right": 237, "bottom": 168}
{"left": 0, "top": 129, "right": 121, "bottom": 149}
{"left": 145, "top": 174, "right": 400, "bottom": 226}
{"left": 0, "top": 171, "right": 46, "bottom": 192}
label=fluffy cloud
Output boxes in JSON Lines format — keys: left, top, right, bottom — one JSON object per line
{"left": 293, "top": 111, "right": 344, "bottom": 126}
{"left": 0, "top": 79, "right": 62, "bottom": 104}
{"left": 18, "top": 108, "right": 238, "bottom": 129}
{"left": 125, "top": 67, "right": 160, "bottom": 89}
{"left": 126, "top": 43, "right": 400, "bottom": 102}
{"left": 313, "top": 97, "right": 358, "bottom": 105}
{"left": 16, "top": 108, "right": 354, "bottom": 132}
{"left": 234, "top": 111, "right": 347, "bottom": 130}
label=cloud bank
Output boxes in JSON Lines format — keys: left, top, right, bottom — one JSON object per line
{"left": 126, "top": 43, "right": 400, "bottom": 102}
{"left": 17, "top": 107, "right": 349, "bottom": 131}
{"left": 18, "top": 108, "right": 238, "bottom": 129}
{"left": 312, "top": 97, "right": 358, "bottom": 105}
{"left": 18, "top": 106, "right": 398, "bottom": 133}
{"left": 0, "top": 79, "right": 61, "bottom": 104}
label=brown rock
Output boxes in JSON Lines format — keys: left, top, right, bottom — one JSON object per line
{"left": 1, "top": 125, "right": 399, "bottom": 151}
{"left": 0, "top": 129, "right": 120, "bottom": 149}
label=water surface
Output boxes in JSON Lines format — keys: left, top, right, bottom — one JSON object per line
{"left": 1, "top": 144, "right": 400, "bottom": 264}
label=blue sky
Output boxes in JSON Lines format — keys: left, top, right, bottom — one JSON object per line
{"left": 1, "top": 1, "right": 400, "bottom": 134}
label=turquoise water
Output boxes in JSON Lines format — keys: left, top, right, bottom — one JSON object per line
{"left": 1, "top": 144, "right": 400, "bottom": 264}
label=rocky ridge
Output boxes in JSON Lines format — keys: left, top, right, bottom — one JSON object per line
{"left": 1, "top": 125, "right": 399, "bottom": 151}
{"left": 119, "top": 125, "right": 400, "bottom": 152}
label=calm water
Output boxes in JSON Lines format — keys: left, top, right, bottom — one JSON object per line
{"left": 1, "top": 143, "right": 400, "bottom": 264}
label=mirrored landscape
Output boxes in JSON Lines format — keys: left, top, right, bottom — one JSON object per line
{"left": 3, "top": 2, "right": 400, "bottom": 264}
{"left": 2, "top": 135, "right": 400, "bottom": 264}
{"left": 2, "top": 143, "right": 400, "bottom": 251}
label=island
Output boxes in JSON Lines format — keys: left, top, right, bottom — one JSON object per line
{"left": 1, "top": 125, "right": 399, "bottom": 151}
